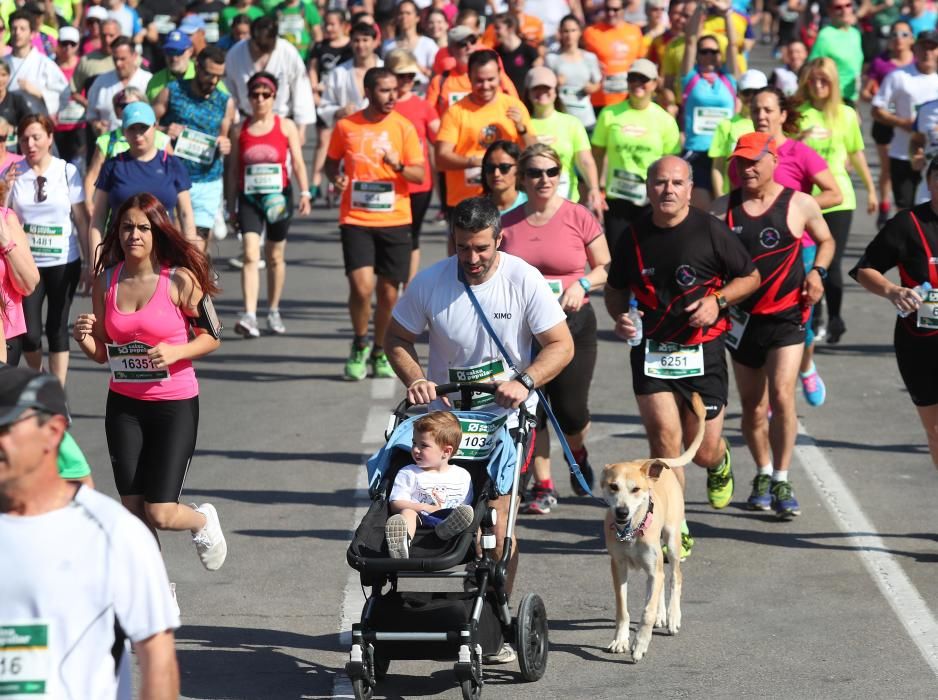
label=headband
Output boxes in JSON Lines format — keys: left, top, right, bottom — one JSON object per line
{"left": 249, "top": 76, "right": 278, "bottom": 94}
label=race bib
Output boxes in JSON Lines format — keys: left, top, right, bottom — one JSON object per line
{"left": 152, "top": 14, "right": 176, "bottom": 34}
{"left": 603, "top": 73, "right": 629, "bottom": 94}
{"left": 0, "top": 621, "right": 51, "bottom": 698}
{"left": 692, "top": 106, "right": 732, "bottom": 136}
{"left": 174, "top": 128, "right": 218, "bottom": 166}
{"left": 454, "top": 413, "right": 508, "bottom": 460}
{"left": 608, "top": 169, "right": 647, "bottom": 205}
{"left": 351, "top": 180, "right": 395, "bottom": 211}
{"left": 724, "top": 306, "right": 750, "bottom": 350}
{"left": 57, "top": 100, "right": 85, "bottom": 125}
{"left": 917, "top": 289, "right": 938, "bottom": 329}
{"left": 278, "top": 13, "right": 305, "bottom": 40}
{"left": 464, "top": 166, "right": 482, "bottom": 186}
{"left": 448, "top": 359, "right": 510, "bottom": 408}
{"left": 546, "top": 279, "right": 563, "bottom": 299}
{"left": 107, "top": 342, "right": 170, "bottom": 383}
{"left": 244, "top": 164, "right": 283, "bottom": 195}
{"left": 643, "top": 340, "right": 705, "bottom": 378}
{"left": 24, "top": 224, "right": 65, "bottom": 258}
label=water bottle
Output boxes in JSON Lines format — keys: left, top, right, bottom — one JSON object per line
{"left": 897, "top": 282, "right": 932, "bottom": 318}
{"left": 627, "top": 299, "right": 643, "bottom": 347}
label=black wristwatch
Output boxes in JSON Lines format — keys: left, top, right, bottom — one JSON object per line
{"left": 513, "top": 372, "right": 535, "bottom": 392}
{"left": 812, "top": 265, "right": 829, "bottom": 280}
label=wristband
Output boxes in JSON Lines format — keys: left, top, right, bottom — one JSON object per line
{"left": 299, "top": 191, "right": 312, "bottom": 199}
{"left": 578, "top": 277, "right": 591, "bottom": 293}
{"left": 408, "top": 377, "right": 428, "bottom": 389}
{"left": 0, "top": 241, "right": 15, "bottom": 256}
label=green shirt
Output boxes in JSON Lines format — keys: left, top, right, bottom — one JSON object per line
{"left": 220, "top": 4, "right": 266, "bottom": 34}
{"left": 591, "top": 100, "right": 681, "bottom": 204}
{"left": 58, "top": 432, "right": 90, "bottom": 480}
{"left": 796, "top": 103, "right": 864, "bottom": 213}
{"left": 809, "top": 25, "right": 863, "bottom": 103}
{"left": 532, "top": 111, "right": 591, "bottom": 202}
{"left": 274, "top": 1, "right": 321, "bottom": 59}
{"left": 147, "top": 63, "right": 196, "bottom": 102}
{"left": 708, "top": 114, "right": 754, "bottom": 194}
{"left": 96, "top": 129, "right": 171, "bottom": 159}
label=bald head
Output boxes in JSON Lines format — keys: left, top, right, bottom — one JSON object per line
{"left": 648, "top": 155, "right": 691, "bottom": 185}
{"left": 647, "top": 155, "right": 693, "bottom": 225}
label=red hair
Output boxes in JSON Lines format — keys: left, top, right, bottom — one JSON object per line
{"left": 95, "top": 193, "right": 219, "bottom": 297}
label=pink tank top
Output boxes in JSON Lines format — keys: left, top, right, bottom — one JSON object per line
{"left": 0, "top": 208, "right": 26, "bottom": 340}
{"left": 104, "top": 263, "right": 198, "bottom": 401}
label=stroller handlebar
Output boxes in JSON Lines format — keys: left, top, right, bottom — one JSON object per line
{"left": 390, "top": 381, "right": 533, "bottom": 424}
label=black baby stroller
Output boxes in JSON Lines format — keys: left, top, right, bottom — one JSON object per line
{"left": 345, "top": 383, "right": 549, "bottom": 699}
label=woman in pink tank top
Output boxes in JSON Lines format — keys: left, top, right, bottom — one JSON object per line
{"left": 73, "top": 193, "right": 230, "bottom": 583}
{"left": 0, "top": 187, "right": 39, "bottom": 364}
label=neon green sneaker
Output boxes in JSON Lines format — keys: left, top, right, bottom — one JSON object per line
{"left": 370, "top": 351, "right": 394, "bottom": 379}
{"left": 680, "top": 531, "right": 694, "bottom": 561}
{"left": 344, "top": 343, "right": 371, "bottom": 381}
{"left": 706, "top": 442, "right": 734, "bottom": 509}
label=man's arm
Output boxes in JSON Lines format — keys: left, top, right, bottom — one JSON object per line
{"left": 436, "top": 141, "right": 480, "bottom": 171}
{"left": 686, "top": 268, "right": 761, "bottom": 327}
{"left": 135, "top": 630, "right": 180, "bottom": 700}
{"left": 386, "top": 317, "right": 438, "bottom": 406}
{"left": 493, "top": 320, "right": 573, "bottom": 409}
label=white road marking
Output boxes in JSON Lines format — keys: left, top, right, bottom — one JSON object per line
{"left": 796, "top": 422, "right": 938, "bottom": 677}
{"left": 333, "top": 383, "right": 399, "bottom": 698}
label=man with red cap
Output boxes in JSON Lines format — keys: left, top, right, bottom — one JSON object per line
{"left": 711, "top": 132, "right": 835, "bottom": 520}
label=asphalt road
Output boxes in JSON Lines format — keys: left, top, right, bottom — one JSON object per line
{"left": 60, "top": 55, "right": 938, "bottom": 700}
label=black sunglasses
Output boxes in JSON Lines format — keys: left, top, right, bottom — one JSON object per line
{"left": 35, "top": 175, "right": 46, "bottom": 203}
{"left": 627, "top": 73, "right": 651, "bottom": 83}
{"left": 483, "top": 162, "right": 515, "bottom": 175}
{"left": 524, "top": 166, "right": 560, "bottom": 179}
{"left": 455, "top": 37, "right": 477, "bottom": 48}
{"left": 698, "top": 48, "right": 720, "bottom": 56}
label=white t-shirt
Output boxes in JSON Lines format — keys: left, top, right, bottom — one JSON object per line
{"left": 6, "top": 48, "right": 70, "bottom": 115}
{"left": 86, "top": 68, "right": 154, "bottom": 131}
{"left": 389, "top": 464, "right": 474, "bottom": 508}
{"left": 873, "top": 64, "right": 938, "bottom": 161}
{"left": 0, "top": 486, "right": 179, "bottom": 700}
{"left": 392, "top": 253, "right": 566, "bottom": 424}
{"left": 11, "top": 158, "right": 84, "bottom": 267}
{"left": 915, "top": 98, "right": 938, "bottom": 204}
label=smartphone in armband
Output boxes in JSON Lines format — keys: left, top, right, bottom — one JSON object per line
{"left": 195, "top": 295, "right": 222, "bottom": 339}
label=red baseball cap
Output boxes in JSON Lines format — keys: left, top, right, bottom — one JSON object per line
{"left": 732, "top": 132, "right": 777, "bottom": 161}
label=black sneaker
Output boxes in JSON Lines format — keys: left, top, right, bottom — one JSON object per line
{"left": 826, "top": 316, "right": 846, "bottom": 344}
{"left": 568, "top": 447, "right": 595, "bottom": 496}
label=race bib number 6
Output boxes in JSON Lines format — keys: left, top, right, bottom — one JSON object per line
{"left": 917, "top": 289, "right": 938, "bottom": 328}
{"left": 643, "top": 340, "right": 705, "bottom": 378}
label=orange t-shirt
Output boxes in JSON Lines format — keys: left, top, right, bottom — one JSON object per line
{"left": 582, "top": 21, "right": 646, "bottom": 107}
{"left": 481, "top": 13, "right": 544, "bottom": 49}
{"left": 426, "top": 64, "right": 519, "bottom": 116}
{"left": 326, "top": 110, "right": 425, "bottom": 228}
{"left": 436, "top": 92, "right": 533, "bottom": 206}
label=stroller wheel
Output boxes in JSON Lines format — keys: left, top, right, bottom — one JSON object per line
{"left": 460, "top": 678, "right": 482, "bottom": 700}
{"left": 351, "top": 678, "right": 373, "bottom": 700}
{"left": 515, "top": 593, "right": 549, "bottom": 682}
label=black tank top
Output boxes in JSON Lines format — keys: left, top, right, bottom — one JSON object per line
{"left": 727, "top": 187, "right": 805, "bottom": 322}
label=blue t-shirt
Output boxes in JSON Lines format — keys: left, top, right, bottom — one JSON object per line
{"left": 96, "top": 150, "right": 192, "bottom": 217}
{"left": 904, "top": 11, "right": 937, "bottom": 37}
{"left": 682, "top": 70, "right": 737, "bottom": 153}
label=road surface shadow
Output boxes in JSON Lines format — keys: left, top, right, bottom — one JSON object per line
{"left": 193, "top": 448, "right": 362, "bottom": 465}
{"left": 185, "top": 487, "right": 361, "bottom": 507}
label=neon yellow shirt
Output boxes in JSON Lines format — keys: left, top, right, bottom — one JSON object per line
{"left": 708, "top": 113, "right": 754, "bottom": 194}
{"left": 796, "top": 104, "right": 864, "bottom": 213}
{"left": 591, "top": 100, "right": 681, "bottom": 204}
{"left": 532, "top": 110, "right": 591, "bottom": 202}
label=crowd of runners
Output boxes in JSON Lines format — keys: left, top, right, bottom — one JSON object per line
{"left": 2, "top": 0, "right": 938, "bottom": 696}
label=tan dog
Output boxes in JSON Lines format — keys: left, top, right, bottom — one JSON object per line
{"left": 601, "top": 392, "right": 706, "bottom": 662}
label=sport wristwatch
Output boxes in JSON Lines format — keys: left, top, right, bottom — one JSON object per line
{"left": 811, "top": 265, "right": 829, "bottom": 280}
{"left": 714, "top": 291, "right": 728, "bottom": 310}
{"left": 513, "top": 372, "right": 535, "bottom": 391}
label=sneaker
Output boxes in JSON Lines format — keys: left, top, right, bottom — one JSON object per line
{"left": 385, "top": 514, "right": 410, "bottom": 558}
{"left": 370, "top": 351, "right": 394, "bottom": 378}
{"left": 771, "top": 480, "right": 801, "bottom": 520}
{"left": 227, "top": 257, "right": 266, "bottom": 270}
{"left": 876, "top": 209, "right": 890, "bottom": 228}
{"left": 826, "top": 316, "right": 846, "bottom": 344}
{"left": 747, "top": 474, "right": 772, "bottom": 511}
{"left": 191, "top": 503, "right": 227, "bottom": 571}
{"left": 801, "top": 367, "right": 827, "bottom": 406}
{"left": 483, "top": 642, "right": 517, "bottom": 665}
{"left": 706, "top": 443, "right": 734, "bottom": 509}
{"left": 266, "top": 310, "right": 286, "bottom": 335}
{"left": 665, "top": 529, "right": 694, "bottom": 563}
{"left": 344, "top": 343, "right": 371, "bottom": 381}
{"left": 169, "top": 582, "right": 180, "bottom": 617}
{"left": 234, "top": 313, "right": 260, "bottom": 338}
{"left": 435, "top": 504, "right": 475, "bottom": 539}
{"left": 568, "top": 446, "right": 595, "bottom": 496}
{"left": 520, "top": 485, "right": 558, "bottom": 515}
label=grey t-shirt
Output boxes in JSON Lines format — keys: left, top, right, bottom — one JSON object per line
{"left": 546, "top": 50, "right": 602, "bottom": 128}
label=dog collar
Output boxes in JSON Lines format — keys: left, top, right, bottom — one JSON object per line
{"left": 612, "top": 497, "right": 654, "bottom": 543}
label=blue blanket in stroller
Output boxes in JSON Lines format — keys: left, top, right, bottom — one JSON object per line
{"left": 367, "top": 412, "right": 519, "bottom": 497}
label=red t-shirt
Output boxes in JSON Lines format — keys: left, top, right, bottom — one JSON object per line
{"left": 394, "top": 94, "right": 438, "bottom": 194}
{"left": 499, "top": 200, "right": 602, "bottom": 303}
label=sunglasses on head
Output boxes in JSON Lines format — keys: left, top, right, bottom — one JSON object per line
{"left": 483, "top": 162, "right": 515, "bottom": 174}
{"left": 525, "top": 166, "right": 560, "bottom": 179}
{"left": 35, "top": 175, "right": 46, "bottom": 203}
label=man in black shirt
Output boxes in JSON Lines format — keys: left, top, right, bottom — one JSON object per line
{"left": 605, "top": 154, "right": 759, "bottom": 559}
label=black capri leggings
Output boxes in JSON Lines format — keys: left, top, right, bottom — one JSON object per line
{"left": 22, "top": 259, "right": 81, "bottom": 353}
{"left": 410, "top": 189, "right": 432, "bottom": 250}
{"left": 822, "top": 209, "right": 853, "bottom": 320}
{"left": 541, "top": 303, "right": 598, "bottom": 435}
{"left": 890, "top": 158, "right": 921, "bottom": 211}
{"left": 105, "top": 391, "right": 200, "bottom": 503}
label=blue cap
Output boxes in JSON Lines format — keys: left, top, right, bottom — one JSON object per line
{"left": 163, "top": 30, "right": 192, "bottom": 53}
{"left": 179, "top": 14, "right": 206, "bottom": 34}
{"left": 122, "top": 102, "right": 156, "bottom": 129}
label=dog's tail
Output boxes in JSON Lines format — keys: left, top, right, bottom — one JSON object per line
{"left": 654, "top": 392, "right": 707, "bottom": 468}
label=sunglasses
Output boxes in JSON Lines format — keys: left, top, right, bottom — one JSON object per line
{"left": 605, "top": 6, "right": 624, "bottom": 12}
{"left": 830, "top": 2, "right": 852, "bottom": 9}
{"left": 483, "top": 162, "right": 515, "bottom": 175}
{"left": 698, "top": 48, "right": 720, "bottom": 56}
{"left": 627, "top": 73, "right": 652, "bottom": 83}
{"left": 35, "top": 175, "right": 46, "bottom": 203}
{"left": 60, "top": 40, "right": 77, "bottom": 47}
{"left": 524, "top": 166, "right": 560, "bottom": 179}
{"left": 249, "top": 90, "right": 273, "bottom": 100}
{"left": 396, "top": 72, "right": 416, "bottom": 81}
{"left": 740, "top": 89, "right": 758, "bottom": 98}
{"left": 891, "top": 31, "right": 913, "bottom": 38}
{"left": 455, "top": 37, "right": 477, "bottom": 48}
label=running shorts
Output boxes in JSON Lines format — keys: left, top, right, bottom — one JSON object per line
{"left": 894, "top": 324, "right": 938, "bottom": 406}
{"left": 728, "top": 313, "right": 805, "bottom": 369}
{"left": 340, "top": 224, "right": 411, "bottom": 282}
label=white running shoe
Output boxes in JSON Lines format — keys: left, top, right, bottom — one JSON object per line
{"left": 191, "top": 503, "right": 228, "bottom": 571}
{"left": 234, "top": 313, "right": 260, "bottom": 338}
{"left": 267, "top": 310, "right": 286, "bottom": 335}
{"left": 435, "top": 504, "right": 474, "bottom": 540}
{"left": 228, "top": 257, "right": 266, "bottom": 270}
{"left": 385, "top": 514, "right": 410, "bottom": 558}
{"left": 483, "top": 642, "right": 517, "bottom": 664}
